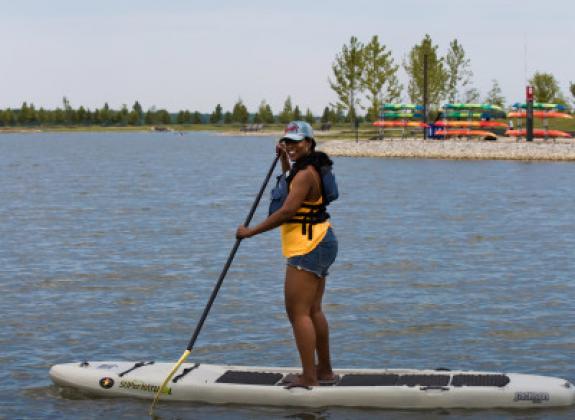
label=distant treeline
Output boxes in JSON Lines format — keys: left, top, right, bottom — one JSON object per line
{"left": 0, "top": 96, "right": 352, "bottom": 128}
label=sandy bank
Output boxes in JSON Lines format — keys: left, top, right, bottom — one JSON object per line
{"left": 318, "top": 138, "right": 575, "bottom": 161}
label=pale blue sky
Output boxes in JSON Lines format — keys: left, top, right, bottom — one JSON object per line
{"left": 2, "top": 0, "right": 574, "bottom": 114}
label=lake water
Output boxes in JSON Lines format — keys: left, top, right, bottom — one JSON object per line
{"left": 1, "top": 132, "right": 574, "bottom": 419}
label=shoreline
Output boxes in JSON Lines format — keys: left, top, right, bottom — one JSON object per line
{"left": 3, "top": 127, "right": 575, "bottom": 161}
{"left": 318, "top": 138, "right": 575, "bottom": 161}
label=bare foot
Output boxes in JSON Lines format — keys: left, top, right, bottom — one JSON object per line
{"left": 316, "top": 367, "right": 337, "bottom": 382}
{"left": 285, "top": 373, "right": 318, "bottom": 387}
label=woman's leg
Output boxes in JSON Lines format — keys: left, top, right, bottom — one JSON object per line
{"left": 284, "top": 265, "right": 321, "bottom": 386}
{"left": 310, "top": 276, "right": 336, "bottom": 380}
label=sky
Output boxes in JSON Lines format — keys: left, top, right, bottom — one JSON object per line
{"left": 1, "top": 0, "right": 574, "bottom": 114}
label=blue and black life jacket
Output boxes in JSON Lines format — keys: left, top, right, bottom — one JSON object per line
{"left": 269, "top": 152, "right": 338, "bottom": 239}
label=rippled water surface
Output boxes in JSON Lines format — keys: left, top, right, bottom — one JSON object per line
{"left": 1, "top": 132, "right": 574, "bottom": 419}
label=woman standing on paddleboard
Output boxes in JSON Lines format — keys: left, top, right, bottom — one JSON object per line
{"left": 236, "top": 121, "right": 339, "bottom": 387}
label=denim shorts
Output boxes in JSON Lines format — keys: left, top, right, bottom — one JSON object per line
{"left": 287, "top": 227, "right": 338, "bottom": 278}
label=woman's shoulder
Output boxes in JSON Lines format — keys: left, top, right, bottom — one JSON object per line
{"left": 293, "top": 165, "right": 318, "bottom": 182}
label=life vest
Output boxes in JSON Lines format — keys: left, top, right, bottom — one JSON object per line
{"left": 269, "top": 162, "right": 338, "bottom": 240}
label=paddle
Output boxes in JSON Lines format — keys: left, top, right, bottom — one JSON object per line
{"left": 150, "top": 154, "right": 280, "bottom": 413}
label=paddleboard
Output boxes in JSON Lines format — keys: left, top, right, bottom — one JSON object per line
{"left": 49, "top": 361, "right": 575, "bottom": 409}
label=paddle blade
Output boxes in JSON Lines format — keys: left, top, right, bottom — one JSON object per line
{"left": 149, "top": 349, "right": 191, "bottom": 414}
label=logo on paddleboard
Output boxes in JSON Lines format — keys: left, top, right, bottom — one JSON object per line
{"left": 513, "top": 392, "right": 550, "bottom": 404}
{"left": 99, "top": 377, "right": 115, "bottom": 389}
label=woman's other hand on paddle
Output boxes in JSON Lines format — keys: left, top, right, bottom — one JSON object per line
{"left": 236, "top": 225, "right": 253, "bottom": 239}
{"left": 276, "top": 142, "right": 287, "bottom": 157}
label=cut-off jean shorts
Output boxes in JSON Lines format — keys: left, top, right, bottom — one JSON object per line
{"left": 287, "top": 227, "right": 338, "bottom": 278}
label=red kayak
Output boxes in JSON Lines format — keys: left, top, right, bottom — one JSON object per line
{"left": 372, "top": 121, "right": 428, "bottom": 128}
{"left": 434, "top": 121, "right": 507, "bottom": 128}
{"left": 506, "top": 129, "right": 572, "bottom": 138}
{"left": 436, "top": 129, "right": 497, "bottom": 138}
{"left": 507, "top": 111, "right": 573, "bottom": 119}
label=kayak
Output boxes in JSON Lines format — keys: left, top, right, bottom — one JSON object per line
{"left": 507, "top": 111, "right": 573, "bottom": 119}
{"left": 436, "top": 129, "right": 497, "bottom": 138}
{"left": 512, "top": 102, "right": 566, "bottom": 111}
{"left": 372, "top": 121, "right": 428, "bottom": 128}
{"left": 49, "top": 361, "right": 575, "bottom": 409}
{"left": 443, "top": 103, "right": 504, "bottom": 112}
{"left": 444, "top": 112, "right": 485, "bottom": 119}
{"left": 382, "top": 104, "right": 423, "bottom": 111}
{"left": 380, "top": 112, "right": 422, "bottom": 119}
{"left": 434, "top": 121, "right": 508, "bottom": 128}
{"left": 506, "top": 129, "right": 572, "bottom": 138}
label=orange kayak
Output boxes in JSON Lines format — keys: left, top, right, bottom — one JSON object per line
{"left": 436, "top": 129, "right": 497, "bottom": 137}
{"left": 372, "top": 121, "right": 428, "bottom": 128}
{"left": 506, "top": 129, "right": 572, "bottom": 138}
{"left": 434, "top": 121, "right": 507, "bottom": 128}
{"left": 507, "top": 111, "right": 573, "bottom": 119}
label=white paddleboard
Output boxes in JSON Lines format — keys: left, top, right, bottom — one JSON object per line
{"left": 49, "top": 361, "right": 575, "bottom": 409}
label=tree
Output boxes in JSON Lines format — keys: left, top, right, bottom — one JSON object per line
{"left": 144, "top": 106, "right": 158, "bottom": 125}
{"left": 210, "top": 104, "right": 223, "bottom": 123}
{"left": 77, "top": 106, "right": 88, "bottom": 124}
{"left": 445, "top": 39, "right": 473, "bottom": 103}
{"left": 321, "top": 107, "right": 330, "bottom": 123}
{"left": 329, "top": 36, "right": 364, "bottom": 121}
{"left": 62, "top": 96, "right": 76, "bottom": 124}
{"left": 278, "top": 96, "right": 294, "bottom": 124}
{"left": 484, "top": 79, "right": 506, "bottom": 108}
{"left": 231, "top": 99, "right": 249, "bottom": 123}
{"left": 18, "top": 102, "right": 35, "bottom": 125}
{"left": 462, "top": 87, "right": 480, "bottom": 103}
{"left": 176, "top": 110, "right": 190, "bottom": 124}
{"left": 1, "top": 109, "right": 16, "bottom": 126}
{"left": 192, "top": 111, "right": 203, "bottom": 124}
{"left": 304, "top": 108, "right": 314, "bottom": 124}
{"left": 131, "top": 101, "right": 143, "bottom": 124}
{"left": 257, "top": 100, "right": 274, "bottom": 123}
{"left": 100, "top": 103, "right": 111, "bottom": 125}
{"left": 529, "top": 72, "right": 561, "bottom": 103}
{"left": 293, "top": 105, "right": 302, "bottom": 121}
{"left": 223, "top": 111, "right": 233, "bottom": 124}
{"left": 404, "top": 34, "right": 448, "bottom": 107}
{"left": 570, "top": 82, "right": 575, "bottom": 106}
{"left": 128, "top": 110, "right": 140, "bottom": 125}
{"left": 361, "top": 35, "right": 401, "bottom": 121}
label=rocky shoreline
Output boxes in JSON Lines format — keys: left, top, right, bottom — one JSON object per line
{"left": 318, "top": 138, "right": 575, "bottom": 161}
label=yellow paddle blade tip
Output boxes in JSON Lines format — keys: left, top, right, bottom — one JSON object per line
{"left": 149, "top": 350, "right": 192, "bottom": 414}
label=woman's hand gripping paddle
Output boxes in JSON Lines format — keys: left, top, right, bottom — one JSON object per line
{"left": 150, "top": 155, "right": 280, "bottom": 414}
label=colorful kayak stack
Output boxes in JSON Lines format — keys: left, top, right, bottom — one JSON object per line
{"left": 372, "top": 104, "right": 427, "bottom": 138}
{"left": 436, "top": 104, "right": 507, "bottom": 140}
{"left": 506, "top": 103, "right": 572, "bottom": 139}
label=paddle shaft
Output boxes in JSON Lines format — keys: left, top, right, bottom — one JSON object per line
{"left": 185, "top": 154, "right": 280, "bottom": 351}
